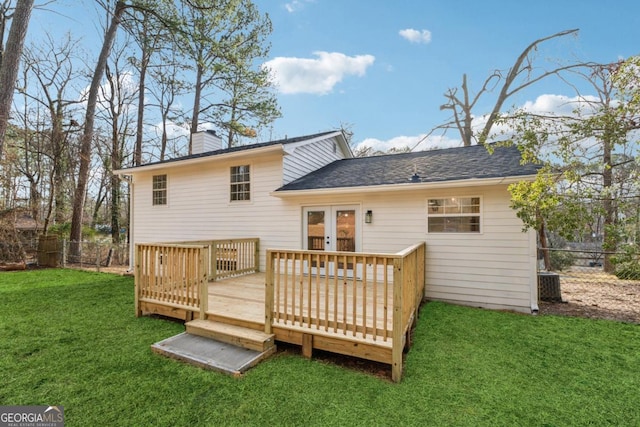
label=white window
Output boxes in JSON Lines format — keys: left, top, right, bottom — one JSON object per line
{"left": 230, "top": 165, "right": 250, "bottom": 201}
{"left": 152, "top": 174, "right": 167, "bottom": 206}
{"left": 428, "top": 197, "right": 480, "bottom": 233}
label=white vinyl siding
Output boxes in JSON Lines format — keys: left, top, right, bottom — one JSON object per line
{"left": 131, "top": 152, "right": 300, "bottom": 252}
{"left": 282, "top": 136, "right": 345, "bottom": 184}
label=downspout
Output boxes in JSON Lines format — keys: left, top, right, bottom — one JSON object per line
{"left": 529, "top": 227, "right": 539, "bottom": 313}
{"left": 120, "top": 175, "right": 134, "bottom": 272}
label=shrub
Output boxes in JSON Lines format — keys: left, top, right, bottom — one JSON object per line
{"left": 549, "top": 250, "right": 575, "bottom": 271}
{"left": 611, "top": 244, "right": 640, "bottom": 280}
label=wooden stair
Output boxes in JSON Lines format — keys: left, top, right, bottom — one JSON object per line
{"left": 151, "top": 320, "right": 276, "bottom": 376}
{"left": 185, "top": 319, "right": 275, "bottom": 352}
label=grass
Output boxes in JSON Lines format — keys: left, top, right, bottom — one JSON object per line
{"left": 1, "top": 269, "right": 639, "bottom": 426}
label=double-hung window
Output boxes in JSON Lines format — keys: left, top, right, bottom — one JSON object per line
{"left": 152, "top": 174, "right": 167, "bottom": 206}
{"left": 230, "top": 165, "right": 250, "bottom": 201}
{"left": 427, "top": 197, "right": 480, "bottom": 233}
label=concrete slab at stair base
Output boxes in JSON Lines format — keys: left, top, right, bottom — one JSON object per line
{"left": 151, "top": 333, "right": 276, "bottom": 376}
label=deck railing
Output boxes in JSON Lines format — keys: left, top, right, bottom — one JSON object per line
{"left": 134, "top": 239, "right": 259, "bottom": 318}
{"left": 210, "top": 238, "right": 260, "bottom": 280}
{"left": 173, "top": 238, "right": 259, "bottom": 281}
{"left": 265, "top": 242, "right": 426, "bottom": 382}
{"left": 134, "top": 243, "right": 209, "bottom": 318}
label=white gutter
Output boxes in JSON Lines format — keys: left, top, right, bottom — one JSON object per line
{"left": 114, "top": 144, "right": 284, "bottom": 175}
{"left": 271, "top": 174, "right": 539, "bottom": 197}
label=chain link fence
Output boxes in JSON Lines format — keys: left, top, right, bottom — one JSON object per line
{"left": 539, "top": 247, "right": 640, "bottom": 282}
{"left": 28, "top": 238, "right": 130, "bottom": 273}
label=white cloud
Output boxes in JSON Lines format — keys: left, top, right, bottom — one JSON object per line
{"left": 284, "top": 0, "right": 314, "bottom": 13}
{"left": 520, "top": 93, "right": 601, "bottom": 116}
{"left": 355, "top": 134, "right": 461, "bottom": 153}
{"left": 263, "top": 51, "right": 375, "bottom": 95}
{"left": 399, "top": 28, "right": 432, "bottom": 44}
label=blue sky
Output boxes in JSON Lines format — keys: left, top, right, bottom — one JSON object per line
{"left": 28, "top": 0, "right": 640, "bottom": 152}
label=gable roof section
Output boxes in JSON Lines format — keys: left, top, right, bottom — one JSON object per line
{"left": 276, "top": 143, "right": 541, "bottom": 192}
{"left": 115, "top": 130, "right": 349, "bottom": 174}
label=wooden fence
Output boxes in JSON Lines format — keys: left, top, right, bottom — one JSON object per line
{"left": 265, "top": 242, "right": 425, "bottom": 382}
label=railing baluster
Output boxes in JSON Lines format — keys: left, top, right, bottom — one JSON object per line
{"left": 342, "top": 254, "right": 347, "bottom": 335}
{"left": 372, "top": 256, "right": 378, "bottom": 341}
{"left": 362, "top": 255, "right": 367, "bottom": 340}
{"left": 351, "top": 254, "right": 357, "bottom": 337}
{"left": 333, "top": 254, "right": 338, "bottom": 333}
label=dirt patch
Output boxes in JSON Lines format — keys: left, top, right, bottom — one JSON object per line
{"left": 538, "top": 274, "right": 640, "bottom": 324}
{"left": 62, "top": 264, "right": 133, "bottom": 276}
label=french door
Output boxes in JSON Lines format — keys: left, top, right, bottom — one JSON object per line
{"left": 303, "top": 205, "right": 360, "bottom": 276}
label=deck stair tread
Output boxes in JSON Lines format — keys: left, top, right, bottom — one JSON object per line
{"left": 151, "top": 332, "right": 275, "bottom": 376}
{"left": 186, "top": 319, "right": 275, "bottom": 352}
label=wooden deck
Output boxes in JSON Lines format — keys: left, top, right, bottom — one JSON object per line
{"left": 135, "top": 240, "right": 425, "bottom": 381}
{"left": 141, "top": 272, "right": 396, "bottom": 360}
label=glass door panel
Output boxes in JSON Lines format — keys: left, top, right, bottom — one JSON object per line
{"left": 336, "top": 209, "right": 356, "bottom": 252}
{"left": 306, "top": 210, "right": 326, "bottom": 250}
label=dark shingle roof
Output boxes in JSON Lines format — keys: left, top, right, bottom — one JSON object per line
{"left": 120, "top": 131, "right": 339, "bottom": 170}
{"left": 277, "top": 143, "right": 541, "bottom": 192}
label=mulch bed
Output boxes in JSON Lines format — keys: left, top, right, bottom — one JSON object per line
{"left": 538, "top": 275, "right": 640, "bottom": 324}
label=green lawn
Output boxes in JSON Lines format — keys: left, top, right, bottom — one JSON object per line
{"left": 0, "top": 269, "right": 638, "bottom": 426}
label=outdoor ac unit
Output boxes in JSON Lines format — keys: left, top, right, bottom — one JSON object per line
{"left": 538, "top": 272, "right": 562, "bottom": 302}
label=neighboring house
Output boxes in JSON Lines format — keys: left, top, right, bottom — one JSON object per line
{"left": 116, "top": 130, "right": 542, "bottom": 314}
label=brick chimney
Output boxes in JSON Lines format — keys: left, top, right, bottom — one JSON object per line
{"left": 192, "top": 130, "right": 223, "bottom": 154}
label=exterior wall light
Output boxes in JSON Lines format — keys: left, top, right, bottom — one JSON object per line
{"left": 365, "top": 210, "right": 373, "bottom": 224}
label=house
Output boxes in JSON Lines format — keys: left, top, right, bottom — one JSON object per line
{"left": 115, "top": 129, "right": 541, "bottom": 380}
{"left": 118, "top": 129, "right": 541, "bottom": 313}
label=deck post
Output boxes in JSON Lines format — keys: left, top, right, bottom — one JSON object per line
{"left": 254, "top": 239, "right": 260, "bottom": 272}
{"left": 210, "top": 242, "right": 217, "bottom": 282}
{"left": 134, "top": 244, "right": 141, "bottom": 317}
{"left": 199, "top": 246, "right": 209, "bottom": 320}
{"left": 302, "top": 333, "right": 313, "bottom": 359}
{"left": 264, "top": 250, "right": 274, "bottom": 334}
{"left": 392, "top": 257, "right": 404, "bottom": 383}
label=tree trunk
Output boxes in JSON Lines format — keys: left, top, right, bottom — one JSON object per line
{"left": 160, "top": 112, "right": 167, "bottom": 161}
{"left": 0, "top": 0, "right": 33, "bottom": 160}
{"left": 602, "top": 126, "right": 615, "bottom": 273}
{"left": 461, "top": 74, "right": 473, "bottom": 146}
{"left": 111, "top": 120, "right": 120, "bottom": 244}
{"left": 134, "top": 44, "right": 148, "bottom": 166}
{"left": 190, "top": 63, "right": 204, "bottom": 155}
{"left": 538, "top": 214, "right": 551, "bottom": 271}
{"left": 69, "top": 1, "right": 125, "bottom": 251}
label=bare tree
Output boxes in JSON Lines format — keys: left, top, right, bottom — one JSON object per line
{"left": 20, "top": 33, "right": 86, "bottom": 231}
{"left": 437, "top": 29, "right": 580, "bottom": 147}
{"left": 147, "top": 48, "right": 188, "bottom": 161}
{"left": 98, "top": 38, "right": 137, "bottom": 242}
